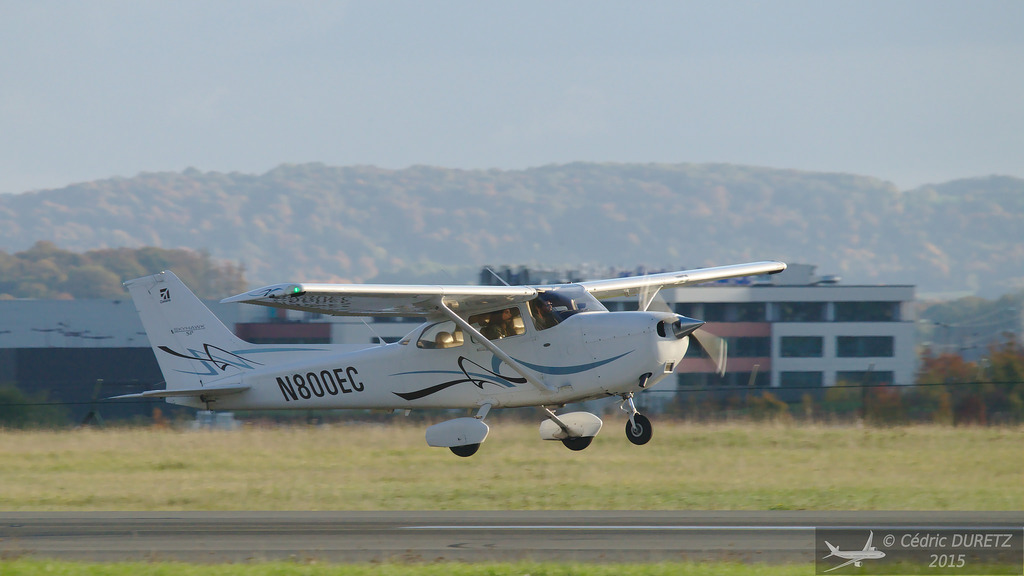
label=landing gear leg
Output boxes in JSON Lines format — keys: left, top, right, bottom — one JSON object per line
{"left": 620, "top": 393, "right": 653, "bottom": 445}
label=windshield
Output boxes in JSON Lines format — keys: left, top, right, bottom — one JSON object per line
{"left": 528, "top": 285, "right": 606, "bottom": 330}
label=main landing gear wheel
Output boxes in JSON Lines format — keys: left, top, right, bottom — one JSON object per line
{"left": 561, "top": 436, "right": 593, "bottom": 451}
{"left": 625, "top": 414, "right": 653, "bottom": 445}
{"left": 450, "top": 444, "right": 480, "bottom": 457}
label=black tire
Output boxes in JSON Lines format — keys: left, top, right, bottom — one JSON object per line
{"left": 625, "top": 414, "right": 653, "bottom": 445}
{"left": 561, "top": 436, "right": 593, "bottom": 451}
{"left": 450, "top": 443, "right": 480, "bottom": 457}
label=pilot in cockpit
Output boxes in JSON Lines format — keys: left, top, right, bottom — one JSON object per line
{"left": 530, "top": 296, "right": 558, "bottom": 331}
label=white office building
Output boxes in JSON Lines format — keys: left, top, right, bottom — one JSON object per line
{"left": 652, "top": 264, "right": 916, "bottom": 390}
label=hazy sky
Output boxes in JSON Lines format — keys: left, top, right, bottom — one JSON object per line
{"left": 1, "top": 1, "right": 1021, "bottom": 194}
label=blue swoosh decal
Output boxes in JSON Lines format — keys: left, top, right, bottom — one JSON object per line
{"left": 511, "top": 350, "right": 634, "bottom": 375}
{"left": 392, "top": 357, "right": 526, "bottom": 400}
{"left": 163, "top": 344, "right": 329, "bottom": 376}
{"left": 393, "top": 350, "right": 636, "bottom": 401}
{"left": 391, "top": 368, "right": 519, "bottom": 388}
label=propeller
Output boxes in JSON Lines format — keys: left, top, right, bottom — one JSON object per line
{"left": 692, "top": 327, "right": 728, "bottom": 377}
{"left": 638, "top": 279, "right": 728, "bottom": 377}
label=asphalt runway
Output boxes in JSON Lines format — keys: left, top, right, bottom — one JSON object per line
{"left": 2, "top": 511, "right": 1021, "bottom": 563}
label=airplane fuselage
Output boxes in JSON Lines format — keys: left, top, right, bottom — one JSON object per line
{"left": 122, "top": 261, "right": 786, "bottom": 455}
{"left": 170, "top": 310, "right": 690, "bottom": 411}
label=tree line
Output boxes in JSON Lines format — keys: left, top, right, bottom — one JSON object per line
{"left": 0, "top": 241, "right": 246, "bottom": 299}
{"left": 1, "top": 163, "right": 1022, "bottom": 295}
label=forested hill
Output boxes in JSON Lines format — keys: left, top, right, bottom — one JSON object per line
{"left": 1, "top": 163, "right": 1021, "bottom": 296}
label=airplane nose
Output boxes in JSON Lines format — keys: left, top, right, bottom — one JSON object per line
{"left": 658, "top": 316, "right": 704, "bottom": 339}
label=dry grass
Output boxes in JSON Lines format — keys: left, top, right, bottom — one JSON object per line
{"left": 0, "top": 420, "right": 1020, "bottom": 511}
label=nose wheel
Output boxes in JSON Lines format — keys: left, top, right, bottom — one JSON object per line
{"left": 620, "top": 393, "right": 653, "bottom": 445}
{"left": 625, "top": 413, "right": 652, "bottom": 445}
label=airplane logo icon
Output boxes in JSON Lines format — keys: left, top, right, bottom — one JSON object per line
{"left": 823, "top": 530, "right": 887, "bottom": 572}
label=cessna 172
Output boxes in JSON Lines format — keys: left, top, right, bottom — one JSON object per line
{"left": 118, "top": 261, "right": 786, "bottom": 456}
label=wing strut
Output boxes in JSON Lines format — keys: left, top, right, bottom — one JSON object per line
{"left": 435, "top": 299, "right": 554, "bottom": 394}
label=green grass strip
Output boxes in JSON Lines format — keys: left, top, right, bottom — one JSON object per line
{"left": 0, "top": 560, "right": 811, "bottom": 576}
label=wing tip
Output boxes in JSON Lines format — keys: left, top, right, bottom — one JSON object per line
{"left": 221, "top": 283, "right": 305, "bottom": 304}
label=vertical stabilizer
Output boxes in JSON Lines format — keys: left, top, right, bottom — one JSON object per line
{"left": 124, "top": 271, "right": 250, "bottom": 391}
{"left": 823, "top": 541, "right": 840, "bottom": 558}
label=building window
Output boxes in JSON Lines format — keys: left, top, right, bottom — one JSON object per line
{"left": 684, "top": 338, "right": 769, "bottom": 360}
{"left": 725, "top": 371, "right": 770, "bottom": 387}
{"left": 735, "top": 302, "right": 767, "bottom": 322}
{"left": 836, "top": 336, "right": 894, "bottom": 357}
{"left": 684, "top": 343, "right": 703, "bottom": 359}
{"left": 836, "top": 371, "right": 895, "bottom": 385}
{"left": 775, "top": 302, "right": 826, "bottom": 322}
{"left": 235, "top": 322, "right": 331, "bottom": 345}
{"left": 780, "top": 336, "right": 824, "bottom": 357}
{"left": 728, "top": 336, "right": 771, "bottom": 357}
{"left": 677, "top": 371, "right": 769, "bottom": 387}
{"left": 780, "top": 371, "right": 823, "bottom": 388}
{"left": 677, "top": 372, "right": 714, "bottom": 388}
{"left": 674, "top": 303, "right": 697, "bottom": 317}
{"left": 374, "top": 316, "right": 423, "bottom": 324}
{"left": 696, "top": 302, "right": 767, "bottom": 323}
{"left": 834, "top": 301, "right": 900, "bottom": 322}
{"left": 702, "top": 303, "right": 729, "bottom": 322}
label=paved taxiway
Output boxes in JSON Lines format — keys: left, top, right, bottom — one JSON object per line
{"left": 2, "top": 511, "right": 1021, "bottom": 563}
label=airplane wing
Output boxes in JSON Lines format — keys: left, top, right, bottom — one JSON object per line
{"left": 222, "top": 261, "right": 784, "bottom": 316}
{"left": 824, "top": 558, "right": 859, "bottom": 573}
{"left": 576, "top": 261, "right": 787, "bottom": 299}
{"left": 221, "top": 283, "right": 537, "bottom": 318}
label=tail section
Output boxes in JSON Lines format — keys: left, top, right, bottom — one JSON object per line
{"left": 125, "top": 271, "right": 253, "bottom": 392}
{"left": 823, "top": 541, "right": 840, "bottom": 559}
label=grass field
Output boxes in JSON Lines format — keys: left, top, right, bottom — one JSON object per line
{"left": 1, "top": 420, "right": 1020, "bottom": 511}
{"left": 0, "top": 560, "right": 810, "bottom": 576}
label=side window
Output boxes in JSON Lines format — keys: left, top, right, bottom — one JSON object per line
{"left": 467, "top": 307, "right": 526, "bottom": 340}
{"left": 416, "top": 321, "right": 463, "bottom": 349}
{"left": 528, "top": 287, "right": 605, "bottom": 330}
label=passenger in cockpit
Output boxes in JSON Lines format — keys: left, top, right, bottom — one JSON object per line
{"left": 481, "top": 311, "right": 506, "bottom": 339}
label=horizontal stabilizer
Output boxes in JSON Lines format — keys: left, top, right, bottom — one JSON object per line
{"left": 109, "top": 384, "right": 250, "bottom": 400}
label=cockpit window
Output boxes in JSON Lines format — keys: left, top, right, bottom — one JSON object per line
{"left": 529, "top": 286, "right": 606, "bottom": 330}
{"left": 416, "top": 321, "right": 463, "bottom": 349}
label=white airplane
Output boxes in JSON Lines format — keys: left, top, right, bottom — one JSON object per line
{"left": 823, "top": 531, "right": 886, "bottom": 572}
{"left": 117, "top": 261, "right": 786, "bottom": 456}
